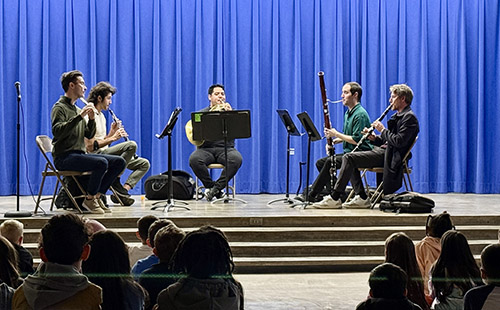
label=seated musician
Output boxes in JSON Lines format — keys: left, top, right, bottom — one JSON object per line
{"left": 186, "top": 84, "right": 242, "bottom": 201}
{"left": 84, "top": 82, "right": 150, "bottom": 206}
{"left": 307, "top": 82, "right": 373, "bottom": 207}
{"left": 321, "top": 84, "right": 420, "bottom": 209}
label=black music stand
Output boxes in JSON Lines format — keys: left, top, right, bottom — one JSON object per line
{"left": 193, "top": 110, "right": 251, "bottom": 204}
{"left": 291, "top": 111, "right": 322, "bottom": 208}
{"left": 268, "top": 110, "right": 302, "bottom": 206}
{"left": 151, "top": 107, "right": 190, "bottom": 212}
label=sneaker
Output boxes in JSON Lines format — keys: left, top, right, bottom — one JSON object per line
{"left": 205, "top": 187, "right": 223, "bottom": 201}
{"left": 111, "top": 178, "right": 131, "bottom": 197}
{"left": 96, "top": 198, "right": 112, "bottom": 213}
{"left": 82, "top": 199, "right": 105, "bottom": 214}
{"left": 111, "top": 194, "right": 135, "bottom": 206}
{"left": 312, "top": 196, "right": 342, "bottom": 209}
{"left": 342, "top": 195, "right": 371, "bottom": 209}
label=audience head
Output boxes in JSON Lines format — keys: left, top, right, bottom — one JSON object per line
{"left": 136, "top": 215, "right": 158, "bottom": 243}
{"left": 0, "top": 219, "right": 24, "bottom": 245}
{"left": 432, "top": 230, "right": 481, "bottom": 301}
{"left": 83, "top": 230, "right": 130, "bottom": 275}
{"left": 153, "top": 224, "right": 185, "bottom": 263}
{"left": 369, "top": 263, "right": 408, "bottom": 299}
{"left": 385, "top": 232, "right": 420, "bottom": 277}
{"left": 40, "top": 213, "right": 90, "bottom": 265}
{"left": 425, "top": 211, "right": 454, "bottom": 238}
{"left": 172, "top": 226, "right": 234, "bottom": 278}
{"left": 60, "top": 70, "right": 83, "bottom": 92}
{"left": 0, "top": 235, "right": 21, "bottom": 288}
{"left": 84, "top": 219, "right": 106, "bottom": 235}
{"left": 148, "top": 219, "right": 175, "bottom": 248}
{"left": 480, "top": 243, "right": 500, "bottom": 285}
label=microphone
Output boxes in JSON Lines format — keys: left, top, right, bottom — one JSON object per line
{"left": 15, "top": 81, "right": 21, "bottom": 99}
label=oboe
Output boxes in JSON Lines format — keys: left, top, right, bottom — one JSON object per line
{"left": 351, "top": 103, "right": 393, "bottom": 153}
{"left": 318, "top": 71, "right": 336, "bottom": 193}
{"left": 108, "top": 108, "right": 139, "bottom": 159}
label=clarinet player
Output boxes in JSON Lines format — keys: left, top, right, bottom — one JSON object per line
{"left": 309, "top": 82, "right": 373, "bottom": 208}
{"left": 85, "top": 81, "right": 150, "bottom": 206}
{"left": 318, "top": 84, "right": 420, "bottom": 209}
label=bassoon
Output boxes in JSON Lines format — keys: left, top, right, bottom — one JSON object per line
{"left": 318, "top": 71, "right": 336, "bottom": 193}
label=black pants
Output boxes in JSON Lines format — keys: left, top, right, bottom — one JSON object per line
{"left": 310, "top": 154, "right": 344, "bottom": 197}
{"left": 189, "top": 147, "right": 242, "bottom": 190}
{"left": 334, "top": 147, "right": 385, "bottom": 195}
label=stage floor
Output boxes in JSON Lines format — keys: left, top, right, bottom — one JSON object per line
{"left": 3, "top": 192, "right": 500, "bottom": 218}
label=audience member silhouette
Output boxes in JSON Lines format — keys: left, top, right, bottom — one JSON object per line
{"left": 415, "top": 211, "right": 454, "bottom": 304}
{"left": 356, "top": 262, "right": 423, "bottom": 310}
{"left": 464, "top": 243, "right": 500, "bottom": 310}
{"left": 132, "top": 219, "right": 175, "bottom": 280}
{"left": 12, "top": 213, "right": 102, "bottom": 310}
{"left": 0, "top": 235, "right": 23, "bottom": 309}
{"left": 82, "top": 230, "right": 148, "bottom": 310}
{"left": 385, "top": 232, "right": 429, "bottom": 310}
{"left": 0, "top": 219, "right": 35, "bottom": 277}
{"left": 139, "top": 224, "right": 185, "bottom": 309}
{"left": 430, "top": 230, "right": 481, "bottom": 310}
{"left": 155, "top": 226, "right": 244, "bottom": 310}
{"left": 129, "top": 215, "right": 158, "bottom": 268}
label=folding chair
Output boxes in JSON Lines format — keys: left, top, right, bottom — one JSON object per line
{"left": 195, "top": 164, "right": 236, "bottom": 201}
{"left": 348, "top": 136, "right": 418, "bottom": 208}
{"left": 34, "top": 135, "right": 90, "bottom": 214}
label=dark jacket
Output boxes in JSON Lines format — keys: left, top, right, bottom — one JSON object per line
{"left": 356, "top": 297, "right": 423, "bottom": 310}
{"left": 373, "top": 105, "right": 419, "bottom": 194}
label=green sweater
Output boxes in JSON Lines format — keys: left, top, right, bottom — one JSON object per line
{"left": 343, "top": 103, "right": 372, "bottom": 153}
{"left": 51, "top": 96, "right": 96, "bottom": 158}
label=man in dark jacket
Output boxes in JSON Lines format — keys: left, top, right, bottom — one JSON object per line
{"left": 356, "top": 263, "right": 423, "bottom": 310}
{"left": 325, "top": 84, "right": 419, "bottom": 209}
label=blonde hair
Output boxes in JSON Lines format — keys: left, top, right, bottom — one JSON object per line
{"left": 390, "top": 84, "right": 414, "bottom": 104}
{"left": 0, "top": 220, "right": 24, "bottom": 244}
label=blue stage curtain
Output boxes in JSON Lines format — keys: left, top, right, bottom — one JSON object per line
{"left": 0, "top": 0, "right": 499, "bottom": 195}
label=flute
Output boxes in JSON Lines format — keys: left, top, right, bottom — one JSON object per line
{"left": 108, "top": 108, "right": 139, "bottom": 159}
{"left": 79, "top": 97, "right": 98, "bottom": 114}
{"left": 351, "top": 103, "right": 393, "bottom": 152}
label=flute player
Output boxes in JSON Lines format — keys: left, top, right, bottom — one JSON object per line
{"left": 84, "top": 81, "right": 150, "bottom": 206}
{"left": 51, "top": 71, "right": 125, "bottom": 213}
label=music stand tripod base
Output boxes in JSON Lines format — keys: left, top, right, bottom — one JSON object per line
{"left": 211, "top": 194, "right": 247, "bottom": 204}
{"left": 151, "top": 200, "right": 190, "bottom": 212}
{"left": 267, "top": 196, "right": 299, "bottom": 206}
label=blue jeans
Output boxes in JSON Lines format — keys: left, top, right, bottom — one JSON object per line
{"left": 54, "top": 151, "right": 126, "bottom": 195}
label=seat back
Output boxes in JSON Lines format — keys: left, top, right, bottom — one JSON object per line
{"left": 36, "top": 135, "right": 56, "bottom": 168}
{"left": 402, "top": 136, "right": 418, "bottom": 164}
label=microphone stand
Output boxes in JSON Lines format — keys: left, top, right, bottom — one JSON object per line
{"left": 5, "top": 82, "right": 32, "bottom": 218}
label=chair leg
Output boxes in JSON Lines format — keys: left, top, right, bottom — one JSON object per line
{"left": 50, "top": 179, "right": 60, "bottom": 211}
{"left": 34, "top": 174, "right": 48, "bottom": 214}
{"left": 109, "top": 187, "right": 125, "bottom": 206}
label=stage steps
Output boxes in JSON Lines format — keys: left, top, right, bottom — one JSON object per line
{"left": 11, "top": 215, "right": 500, "bottom": 273}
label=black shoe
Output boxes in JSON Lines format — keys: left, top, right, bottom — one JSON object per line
{"left": 111, "top": 178, "right": 131, "bottom": 197}
{"left": 111, "top": 194, "right": 135, "bottom": 206}
{"left": 205, "top": 187, "right": 222, "bottom": 201}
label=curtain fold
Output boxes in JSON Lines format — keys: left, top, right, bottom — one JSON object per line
{"left": 1, "top": 0, "right": 499, "bottom": 195}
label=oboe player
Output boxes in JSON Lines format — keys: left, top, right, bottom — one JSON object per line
{"left": 309, "top": 82, "right": 373, "bottom": 208}
{"left": 51, "top": 71, "right": 126, "bottom": 213}
{"left": 84, "top": 81, "right": 150, "bottom": 206}
{"left": 317, "top": 84, "right": 419, "bottom": 209}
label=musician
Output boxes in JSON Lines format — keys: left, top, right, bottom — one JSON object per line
{"left": 51, "top": 71, "right": 126, "bottom": 214}
{"left": 84, "top": 81, "right": 150, "bottom": 206}
{"left": 188, "top": 84, "right": 242, "bottom": 201}
{"left": 309, "top": 82, "right": 372, "bottom": 205}
{"left": 317, "top": 84, "right": 419, "bottom": 209}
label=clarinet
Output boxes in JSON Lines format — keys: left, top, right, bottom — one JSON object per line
{"left": 108, "top": 109, "right": 139, "bottom": 159}
{"left": 351, "top": 103, "right": 393, "bottom": 153}
{"left": 318, "top": 71, "right": 336, "bottom": 193}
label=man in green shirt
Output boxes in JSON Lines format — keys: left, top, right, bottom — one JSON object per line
{"left": 309, "top": 82, "right": 372, "bottom": 208}
{"left": 51, "top": 70, "right": 126, "bottom": 213}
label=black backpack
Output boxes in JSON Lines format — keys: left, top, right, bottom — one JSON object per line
{"left": 379, "top": 191, "right": 435, "bottom": 213}
{"left": 144, "top": 170, "right": 195, "bottom": 200}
